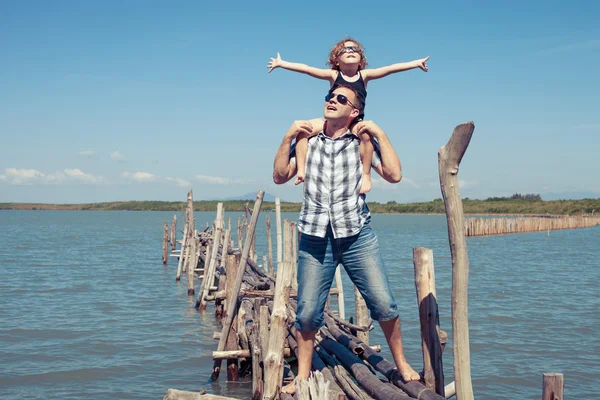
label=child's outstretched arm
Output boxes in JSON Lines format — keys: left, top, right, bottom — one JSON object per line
{"left": 268, "top": 52, "right": 336, "bottom": 82}
{"left": 362, "top": 56, "right": 429, "bottom": 83}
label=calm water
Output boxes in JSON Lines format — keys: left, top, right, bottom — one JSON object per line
{"left": 0, "top": 210, "right": 598, "bottom": 399}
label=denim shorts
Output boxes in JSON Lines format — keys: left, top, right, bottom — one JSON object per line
{"left": 294, "top": 223, "right": 398, "bottom": 332}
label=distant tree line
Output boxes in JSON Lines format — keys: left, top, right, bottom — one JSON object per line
{"left": 485, "top": 193, "right": 542, "bottom": 202}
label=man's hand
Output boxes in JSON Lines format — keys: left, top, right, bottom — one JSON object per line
{"left": 267, "top": 53, "right": 283, "bottom": 73}
{"left": 286, "top": 120, "right": 314, "bottom": 140}
{"left": 354, "top": 120, "right": 385, "bottom": 141}
{"left": 416, "top": 56, "right": 429, "bottom": 72}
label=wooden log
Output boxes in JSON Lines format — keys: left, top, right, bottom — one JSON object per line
{"left": 213, "top": 348, "right": 291, "bottom": 360}
{"left": 444, "top": 381, "right": 455, "bottom": 398}
{"left": 213, "top": 191, "right": 265, "bottom": 380}
{"left": 266, "top": 215, "right": 274, "bottom": 277}
{"left": 288, "top": 327, "right": 346, "bottom": 400}
{"left": 162, "top": 388, "right": 239, "bottom": 400}
{"left": 319, "top": 336, "right": 411, "bottom": 400}
{"left": 275, "top": 198, "right": 282, "bottom": 264}
{"left": 187, "top": 234, "right": 197, "bottom": 295}
{"left": 323, "top": 314, "right": 444, "bottom": 400}
{"left": 438, "top": 121, "right": 475, "bottom": 400}
{"left": 354, "top": 286, "right": 368, "bottom": 344}
{"left": 250, "top": 298, "right": 264, "bottom": 400}
{"left": 332, "top": 265, "right": 345, "bottom": 320}
{"left": 315, "top": 339, "right": 370, "bottom": 400}
{"left": 197, "top": 223, "right": 222, "bottom": 309}
{"left": 176, "top": 220, "right": 189, "bottom": 281}
{"left": 542, "top": 372, "right": 563, "bottom": 400}
{"left": 237, "top": 299, "right": 253, "bottom": 363}
{"left": 205, "top": 287, "right": 340, "bottom": 302}
{"left": 183, "top": 190, "right": 195, "bottom": 274}
{"left": 263, "top": 221, "right": 294, "bottom": 400}
{"left": 413, "top": 247, "right": 444, "bottom": 395}
{"left": 258, "top": 304, "right": 269, "bottom": 394}
{"left": 162, "top": 221, "right": 169, "bottom": 265}
{"left": 170, "top": 214, "right": 177, "bottom": 251}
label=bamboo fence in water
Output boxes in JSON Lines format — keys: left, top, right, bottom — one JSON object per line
{"left": 465, "top": 215, "right": 600, "bottom": 237}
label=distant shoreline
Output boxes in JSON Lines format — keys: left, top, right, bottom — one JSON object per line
{"left": 1, "top": 198, "right": 598, "bottom": 216}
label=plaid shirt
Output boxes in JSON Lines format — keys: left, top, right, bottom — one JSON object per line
{"left": 294, "top": 131, "right": 379, "bottom": 239}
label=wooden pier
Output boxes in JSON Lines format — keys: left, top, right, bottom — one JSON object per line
{"left": 160, "top": 123, "right": 568, "bottom": 400}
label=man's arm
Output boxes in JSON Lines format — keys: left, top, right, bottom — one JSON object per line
{"left": 273, "top": 120, "right": 314, "bottom": 184}
{"left": 362, "top": 56, "right": 429, "bottom": 83}
{"left": 268, "top": 53, "right": 336, "bottom": 82}
{"left": 355, "top": 121, "right": 402, "bottom": 183}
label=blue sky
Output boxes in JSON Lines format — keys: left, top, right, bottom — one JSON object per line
{"left": 1, "top": 1, "right": 598, "bottom": 203}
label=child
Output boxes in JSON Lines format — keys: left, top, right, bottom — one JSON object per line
{"left": 268, "top": 38, "right": 428, "bottom": 194}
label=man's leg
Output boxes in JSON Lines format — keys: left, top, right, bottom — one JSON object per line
{"left": 281, "top": 330, "right": 316, "bottom": 394}
{"left": 340, "top": 224, "right": 420, "bottom": 382}
{"left": 282, "top": 228, "right": 337, "bottom": 394}
{"left": 380, "top": 317, "right": 420, "bottom": 381}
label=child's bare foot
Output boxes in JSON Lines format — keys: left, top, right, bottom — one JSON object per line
{"left": 359, "top": 174, "right": 371, "bottom": 194}
{"left": 295, "top": 174, "right": 305, "bottom": 185}
{"left": 398, "top": 362, "right": 421, "bottom": 382}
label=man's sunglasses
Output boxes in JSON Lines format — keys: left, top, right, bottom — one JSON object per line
{"left": 325, "top": 93, "right": 358, "bottom": 109}
{"left": 338, "top": 46, "right": 361, "bottom": 55}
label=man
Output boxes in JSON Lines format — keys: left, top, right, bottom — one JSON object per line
{"left": 273, "top": 85, "right": 420, "bottom": 394}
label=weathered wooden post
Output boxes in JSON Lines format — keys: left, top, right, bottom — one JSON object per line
{"left": 354, "top": 286, "right": 369, "bottom": 344}
{"left": 187, "top": 231, "right": 198, "bottom": 296}
{"left": 438, "top": 121, "right": 475, "bottom": 400}
{"left": 333, "top": 266, "right": 345, "bottom": 320}
{"left": 212, "top": 191, "right": 265, "bottom": 380}
{"left": 170, "top": 214, "right": 177, "bottom": 251}
{"left": 275, "top": 198, "right": 282, "bottom": 265}
{"left": 183, "top": 190, "right": 195, "bottom": 274}
{"left": 162, "top": 221, "right": 169, "bottom": 265}
{"left": 263, "top": 219, "right": 294, "bottom": 400}
{"left": 237, "top": 216, "right": 243, "bottom": 250}
{"left": 413, "top": 247, "right": 444, "bottom": 395}
{"left": 542, "top": 372, "right": 563, "bottom": 400}
{"left": 266, "top": 216, "right": 274, "bottom": 276}
{"left": 198, "top": 203, "right": 224, "bottom": 310}
{"left": 175, "top": 219, "right": 189, "bottom": 281}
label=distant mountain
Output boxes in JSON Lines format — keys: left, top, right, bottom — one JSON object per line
{"left": 541, "top": 191, "right": 600, "bottom": 200}
{"left": 224, "top": 192, "right": 280, "bottom": 202}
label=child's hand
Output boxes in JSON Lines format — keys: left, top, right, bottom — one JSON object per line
{"left": 267, "top": 53, "right": 283, "bottom": 73}
{"left": 416, "top": 56, "right": 429, "bottom": 72}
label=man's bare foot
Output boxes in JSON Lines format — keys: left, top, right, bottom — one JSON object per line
{"left": 281, "top": 379, "right": 298, "bottom": 395}
{"left": 398, "top": 362, "right": 421, "bottom": 382}
{"left": 359, "top": 174, "right": 371, "bottom": 194}
{"left": 295, "top": 174, "right": 305, "bottom": 185}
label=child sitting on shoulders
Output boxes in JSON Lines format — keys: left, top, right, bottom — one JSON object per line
{"left": 268, "top": 37, "right": 428, "bottom": 194}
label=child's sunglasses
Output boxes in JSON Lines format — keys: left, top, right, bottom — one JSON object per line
{"left": 325, "top": 93, "right": 358, "bottom": 109}
{"left": 338, "top": 46, "right": 361, "bottom": 55}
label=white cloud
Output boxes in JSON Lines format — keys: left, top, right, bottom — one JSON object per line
{"left": 64, "top": 168, "right": 99, "bottom": 184}
{"left": 79, "top": 150, "right": 96, "bottom": 157}
{"left": 166, "top": 177, "right": 191, "bottom": 187}
{"left": 109, "top": 150, "right": 126, "bottom": 162}
{"left": 195, "top": 175, "right": 251, "bottom": 185}
{"left": 123, "top": 171, "right": 156, "bottom": 182}
{"left": 0, "top": 168, "right": 47, "bottom": 184}
{"left": 0, "top": 168, "right": 100, "bottom": 185}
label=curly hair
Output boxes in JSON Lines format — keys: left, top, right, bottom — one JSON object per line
{"left": 326, "top": 37, "right": 368, "bottom": 70}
